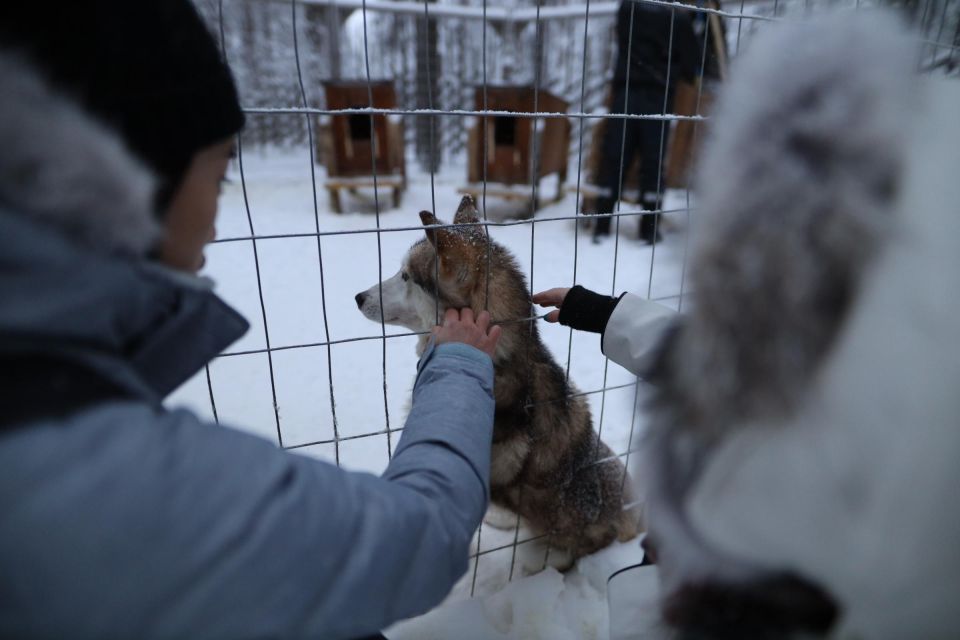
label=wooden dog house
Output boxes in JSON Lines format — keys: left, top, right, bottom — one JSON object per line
{"left": 663, "top": 80, "right": 716, "bottom": 189}
{"left": 319, "top": 80, "right": 405, "bottom": 213}
{"left": 664, "top": 4, "right": 728, "bottom": 189}
{"left": 461, "top": 85, "right": 571, "bottom": 212}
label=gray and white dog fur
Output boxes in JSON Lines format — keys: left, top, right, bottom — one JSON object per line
{"left": 357, "top": 198, "right": 638, "bottom": 567}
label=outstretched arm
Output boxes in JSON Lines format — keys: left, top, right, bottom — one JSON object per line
{"left": 534, "top": 285, "right": 676, "bottom": 375}
{"left": 4, "top": 317, "right": 498, "bottom": 640}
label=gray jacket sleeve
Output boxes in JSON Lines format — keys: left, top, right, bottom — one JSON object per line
{"left": 601, "top": 293, "right": 677, "bottom": 376}
{"left": 0, "top": 343, "right": 494, "bottom": 640}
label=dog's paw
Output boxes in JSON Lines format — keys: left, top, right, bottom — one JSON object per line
{"left": 542, "top": 547, "right": 575, "bottom": 573}
{"left": 483, "top": 504, "right": 522, "bottom": 530}
{"left": 516, "top": 542, "right": 576, "bottom": 576}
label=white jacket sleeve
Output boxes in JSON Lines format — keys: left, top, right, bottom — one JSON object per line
{"left": 601, "top": 293, "right": 677, "bottom": 376}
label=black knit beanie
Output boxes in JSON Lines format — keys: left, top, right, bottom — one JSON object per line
{"left": 0, "top": 0, "right": 246, "bottom": 211}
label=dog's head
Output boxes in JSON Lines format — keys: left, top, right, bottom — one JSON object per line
{"left": 354, "top": 195, "right": 492, "bottom": 331}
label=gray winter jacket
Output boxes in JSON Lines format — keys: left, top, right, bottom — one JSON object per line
{"left": 0, "top": 56, "right": 495, "bottom": 639}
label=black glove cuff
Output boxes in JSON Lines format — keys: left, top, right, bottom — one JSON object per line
{"left": 557, "top": 285, "right": 621, "bottom": 334}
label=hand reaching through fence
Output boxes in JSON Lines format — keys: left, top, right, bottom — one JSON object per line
{"left": 531, "top": 287, "right": 572, "bottom": 323}
{"left": 535, "top": 285, "right": 623, "bottom": 333}
{"left": 534, "top": 285, "right": 676, "bottom": 377}
{"left": 433, "top": 308, "right": 502, "bottom": 359}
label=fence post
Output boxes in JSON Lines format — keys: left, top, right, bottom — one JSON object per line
{"left": 322, "top": 4, "right": 342, "bottom": 81}
{"left": 415, "top": 0, "right": 441, "bottom": 172}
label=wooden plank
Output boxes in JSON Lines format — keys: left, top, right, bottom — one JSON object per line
{"left": 458, "top": 185, "right": 564, "bottom": 206}
{"left": 325, "top": 176, "right": 404, "bottom": 189}
{"left": 566, "top": 183, "right": 643, "bottom": 203}
{"left": 458, "top": 186, "right": 532, "bottom": 202}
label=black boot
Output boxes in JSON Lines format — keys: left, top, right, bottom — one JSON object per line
{"left": 592, "top": 197, "right": 614, "bottom": 242}
{"left": 638, "top": 195, "right": 662, "bottom": 244}
{"left": 638, "top": 213, "right": 662, "bottom": 244}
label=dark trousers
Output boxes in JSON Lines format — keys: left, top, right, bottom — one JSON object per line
{"left": 594, "top": 85, "right": 671, "bottom": 237}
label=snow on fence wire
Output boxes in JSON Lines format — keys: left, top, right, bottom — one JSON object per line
{"left": 188, "top": 0, "right": 960, "bottom": 598}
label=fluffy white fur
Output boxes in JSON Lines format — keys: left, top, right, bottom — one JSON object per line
{"left": 670, "top": 11, "right": 919, "bottom": 435}
{"left": 639, "top": 10, "right": 960, "bottom": 638}
{"left": 356, "top": 262, "right": 439, "bottom": 331}
{"left": 688, "top": 73, "right": 960, "bottom": 638}
{"left": 0, "top": 53, "right": 158, "bottom": 256}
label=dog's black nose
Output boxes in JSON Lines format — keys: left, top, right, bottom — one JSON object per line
{"left": 355, "top": 292, "right": 367, "bottom": 308}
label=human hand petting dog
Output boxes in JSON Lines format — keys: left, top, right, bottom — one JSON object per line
{"left": 433, "top": 308, "right": 502, "bottom": 358}
{"left": 531, "top": 287, "right": 571, "bottom": 323}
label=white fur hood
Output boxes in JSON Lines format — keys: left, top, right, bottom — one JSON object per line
{"left": 0, "top": 53, "right": 159, "bottom": 256}
{"left": 687, "top": 74, "right": 960, "bottom": 638}
{"left": 635, "top": 11, "right": 960, "bottom": 639}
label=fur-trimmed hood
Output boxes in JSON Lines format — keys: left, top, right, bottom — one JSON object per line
{"left": 634, "top": 11, "right": 960, "bottom": 639}
{"left": 0, "top": 53, "right": 159, "bottom": 257}
{"left": 0, "top": 53, "right": 247, "bottom": 400}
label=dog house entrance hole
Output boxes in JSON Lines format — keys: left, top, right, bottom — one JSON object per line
{"left": 494, "top": 116, "right": 516, "bottom": 146}
{"left": 348, "top": 109, "right": 372, "bottom": 141}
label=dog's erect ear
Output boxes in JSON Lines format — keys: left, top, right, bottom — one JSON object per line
{"left": 420, "top": 210, "right": 462, "bottom": 253}
{"left": 420, "top": 210, "right": 477, "bottom": 283}
{"left": 454, "top": 195, "right": 480, "bottom": 224}
{"left": 420, "top": 210, "right": 440, "bottom": 247}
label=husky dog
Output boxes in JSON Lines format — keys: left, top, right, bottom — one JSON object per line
{"left": 356, "top": 196, "right": 638, "bottom": 565}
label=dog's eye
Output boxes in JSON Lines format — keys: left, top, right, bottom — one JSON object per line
{"left": 401, "top": 272, "right": 409, "bottom": 282}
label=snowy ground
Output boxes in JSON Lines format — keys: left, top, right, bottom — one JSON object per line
{"left": 166, "top": 145, "right": 690, "bottom": 638}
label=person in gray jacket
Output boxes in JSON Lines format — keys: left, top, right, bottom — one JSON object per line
{"left": 0, "top": 3, "right": 500, "bottom": 639}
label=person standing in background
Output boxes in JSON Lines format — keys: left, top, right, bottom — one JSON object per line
{"left": 593, "top": 0, "right": 701, "bottom": 244}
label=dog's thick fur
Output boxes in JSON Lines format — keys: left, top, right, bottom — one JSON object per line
{"left": 357, "top": 196, "right": 638, "bottom": 564}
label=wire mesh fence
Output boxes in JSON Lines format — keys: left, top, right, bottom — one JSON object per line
{"left": 176, "top": 0, "right": 960, "bottom": 599}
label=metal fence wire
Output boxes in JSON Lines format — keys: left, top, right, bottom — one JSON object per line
{"left": 184, "top": 0, "right": 959, "bottom": 599}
